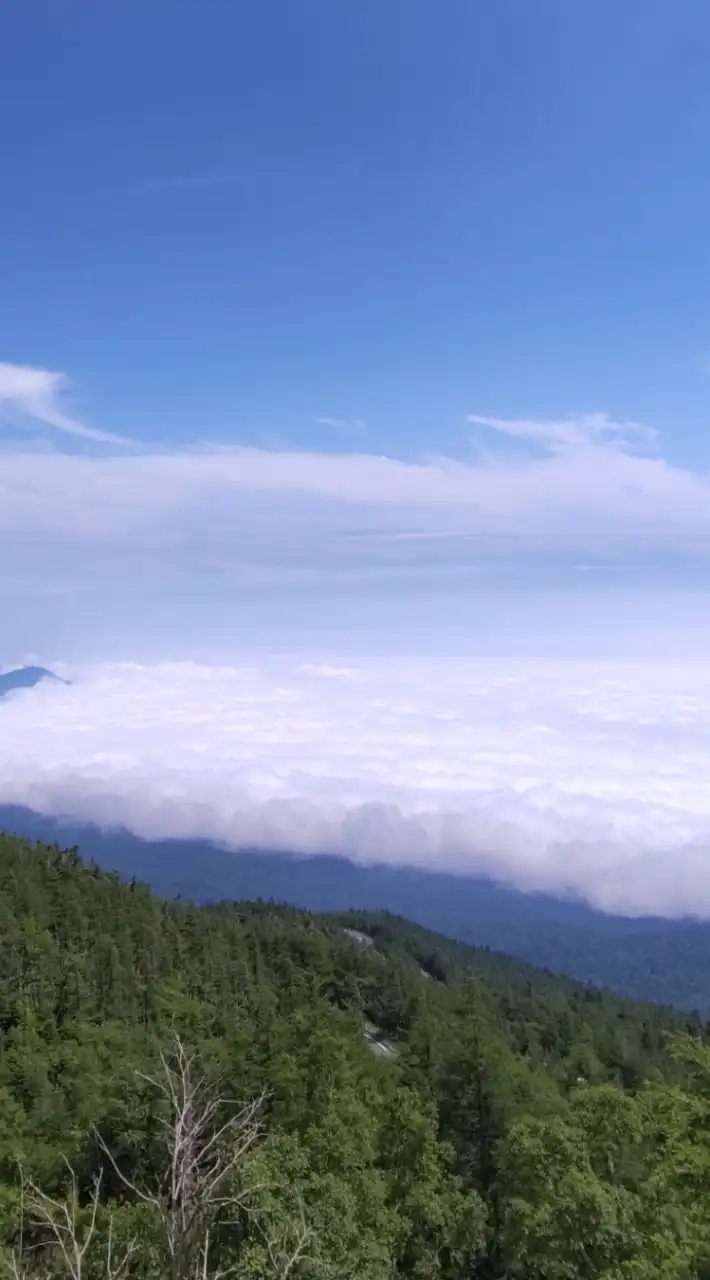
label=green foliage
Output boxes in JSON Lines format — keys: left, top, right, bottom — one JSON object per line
{"left": 1, "top": 833, "right": 710, "bottom": 1276}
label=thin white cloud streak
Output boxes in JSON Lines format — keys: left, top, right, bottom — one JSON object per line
{"left": 0, "top": 363, "right": 128, "bottom": 445}
{"left": 3, "top": 657, "right": 710, "bottom": 917}
{"left": 468, "top": 411, "right": 659, "bottom": 453}
{"left": 315, "top": 417, "right": 366, "bottom": 430}
{"left": 127, "top": 173, "right": 239, "bottom": 194}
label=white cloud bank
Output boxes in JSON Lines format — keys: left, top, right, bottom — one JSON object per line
{"left": 2, "top": 359, "right": 710, "bottom": 584}
{"left": 3, "top": 657, "right": 710, "bottom": 917}
{"left": 0, "top": 389, "right": 708, "bottom": 572}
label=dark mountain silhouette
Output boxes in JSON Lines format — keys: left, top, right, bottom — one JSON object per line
{"left": 0, "top": 666, "right": 68, "bottom": 696}
{"left": 1, "top": 802, "right": 709, "bottom": 1012}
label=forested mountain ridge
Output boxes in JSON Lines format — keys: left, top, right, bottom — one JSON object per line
{"left": 326, "top": 908, "right": 707, "bottom": 1076}
{"left": 2, "top": 831, "right": 710, "bottom": 1277}
{"left": 3, "top": 805, "right": 710, "bottom": 1015}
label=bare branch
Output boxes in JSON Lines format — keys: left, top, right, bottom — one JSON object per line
{"left": 105, "top": 1217, "right": 139, "bottom": 1280}
{"left": 96, "top": 1034, "right": 269, "bottom": 1280}
{"left": 8, "top": 1034, "right": 306, "bottom": 1280}
{"left": 257, "top": 1191, "right": 319, "bottom": 1280}
{"left": 9, "top": 1161, "right": 137, "bottom": 1280}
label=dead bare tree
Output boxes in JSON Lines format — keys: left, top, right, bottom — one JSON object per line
{"left": 4, "top": 1162, "right": 137, "bottom": 1280}
{"left": 95, "top": 1035, "right": 268, "bottom": 1280}
{"left": 4, "top": 1037, "right": 319, "bottom": 1280}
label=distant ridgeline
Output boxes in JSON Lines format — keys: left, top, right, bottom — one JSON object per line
{"left": 1, "top": 830, "right": 710, "bottom": 1278}
{"left": 0, "top": 665, "right": 68, "bottom": 696}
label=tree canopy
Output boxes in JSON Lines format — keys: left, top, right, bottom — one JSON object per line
{"left": 1, "top": 832, "right": 710, "bottom": 1277}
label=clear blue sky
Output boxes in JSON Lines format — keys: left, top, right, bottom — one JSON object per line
{"left": 3, "top": 0, "right": 710, "bottom": 660}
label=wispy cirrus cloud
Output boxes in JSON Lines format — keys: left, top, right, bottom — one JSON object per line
{"left": 468, "top": 411, "right": 659, "bottom": 454}
{"left": 0, "top": 412, "right": 708, "bottom": 569}
{"left": 314, "top": 416, "right": 366, "bottom": 430}
{"left": 3, "top": 362, "right": 710, "bottom": 604}
{"left": 0, "top": 363, "right": 129, "bottom": 445}
{"left": 126, "top": 172, "right": 241, "bottom": 195}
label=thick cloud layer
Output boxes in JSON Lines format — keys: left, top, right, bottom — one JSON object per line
{"left": 2, "top": 657, "right": 710, "bottom": 917}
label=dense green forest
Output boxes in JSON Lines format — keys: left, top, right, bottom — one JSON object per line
{"left": 3, "top": 832, "right": 710, "bottom": 1277}
{"left": 6, "top": 807, "right": 710, "bottom": 1017}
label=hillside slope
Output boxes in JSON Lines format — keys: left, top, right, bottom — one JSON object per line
{"left": 2, "top": 832, "right": 710, "bottom": 1277}
{"left": 1, "top": 804, "right": 709, "bottom": 1013}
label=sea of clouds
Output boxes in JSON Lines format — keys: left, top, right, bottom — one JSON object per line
{"left": 3, "top": 656, "right": 710, "bottom": 917}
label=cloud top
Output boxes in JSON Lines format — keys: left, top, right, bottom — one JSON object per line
{"left": 3, "top": 656, "right": 710, "bottom": 917}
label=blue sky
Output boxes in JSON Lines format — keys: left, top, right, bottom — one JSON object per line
{"left": 7, "top": 0, "right": 710, "bottom": 912}
{"left": 3, "top": 0, "right": 710, "bottom": 661}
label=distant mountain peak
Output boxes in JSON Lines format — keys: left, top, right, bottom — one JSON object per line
{"left": 0, "top": 666, "right": 69, "bottom": 697}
